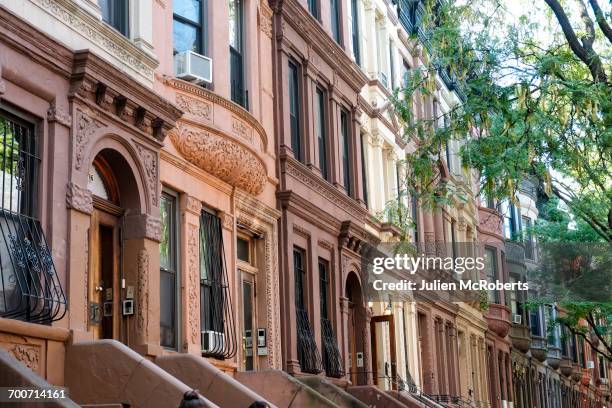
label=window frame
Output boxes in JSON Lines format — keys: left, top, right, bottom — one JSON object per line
{"left": 100, "top": 0, "right": 130, "bottom": 37}
{"left": 340, "top": 108, "right": 352, "bottom": 197}
{"left": 229, "top": 0, "right": 248, "bottom": 109}
{"left": 351, "top": 0, "right": 361, "bottom": 65}
{"left": 307, "top": 0, "right": 320, "bottom": 20}
{"left": 288, "top": 60, "right": 303, "bottom": 162}
{"left": 315, "top": 86, "right": 329, "bottom": 181}
{"left": 173, "top": 0, "right": 209, "bottom": 56}
{"left": 159, "top": 189, "right": 180, "bottom": 350}
{"left": 331, "top": 0, "right": 342, "bottom": 44}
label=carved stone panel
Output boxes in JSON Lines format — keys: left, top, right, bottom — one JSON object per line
{"left": 75, "top": 110, "right": 103, "bottom": 170}
{"left": 187, "top": 223, "right": 200, "bottom": 345}
{"left": 137, "top": 249, "right": 149, "bottom": 337}
{"left": 169, "top": 123, "right": 266, "bottom": 195}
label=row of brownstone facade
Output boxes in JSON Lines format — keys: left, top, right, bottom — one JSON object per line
{"left": 0, "top": 1, "right": 608, "bottom": 407}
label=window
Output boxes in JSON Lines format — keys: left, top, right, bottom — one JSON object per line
{"left": 351, "top": 0, "right": 360, "bottom": 65}
{"left": 316, "top": 88, "right": 328, "bottom": 181}
{"left": 160, "top": 192, "right": 179, "bottom": 349}
{"left": 529, "top": 305, "right": 542, "bottom": 337}
{"left": 237, "top": 236, "right": 250, "bottom": 263}
{"left": 0, "top": 110, "right": 66, "bottom": 323}
{"left": 484, "top": 247, "right": 499, "bottom": 303}
{"left": 522, "top": 216, "right": 534, "bottom": 260}
{"left": 389, "top": 40, "right": 395, "bottom": 89}
{"left": 294, "top": 247, "right": 323, "bottom": 374}
{"left": 173, "top": 0, "right": 206, "bottom": 54}
{"left": 599, "top": 356, "right": 606, "bottom": 379}
{"left": 450, "top": 219, "right": 457, "bottom": 259}
{"left": 411, "top": 195, "right": 419, "bottom": 243}
{"left": 331, "top": 0, "right": 341, "bottom": 44}
{"left": 229, "top": 0, "right": 247, "bottom": 109}
{"left": 200, "top": 210, "right": 236, "bottom": 358}
{"left": 318, "top": 259, "right": 329, "bottom": 320}
{"left": 100, "top": 0, "right": 129, "bottom": 37}
{"left": 360, "top": 134, "right": 368, "bottom": 207}
{"left": 288, "top": 61, "right": 302, "bottom": 162}
{"left": 340, "top": 110, "right": 351, "bottom": 196}
{"left": 319, "top": 258, "right": 344, "bottom": 378}
{"left": 307, "top": 0, "right": 319, "bottom": 20}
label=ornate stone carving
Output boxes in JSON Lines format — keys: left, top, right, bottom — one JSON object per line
{"left": 0, "top": 79, "right": 5, "bottom": 95}
{"left": 169, "top": 123, "right": 266, "bottom": 195}
{"left": 31, "top": 0, "right": 155, "bottom": 80}
{"left": 220, "top": 212, "right": 234, "bottom": 231}
{"left": 185, "top": 196, "right": 202, "bottom": 215}
{"left": 10, "top": 344, "right": 40, "bottom": 371}
{"left": 231, "top": 116, "right": 251, "bottom": 143}
{"left": 75, "top": 110, "right": 102, "bottom": 170}
{"left": 137, "top": 249, "right": 149, "bottom": 336}
{"left": 134, "top": 143, "right": 159, "bottom": 207}
{"left": 145, "top": 215, "right": 162, "bottom": 242}
{"left": 175, "top": 94, "right": 212, "bottom": 122}
{"left": 47, "top": 102, "right": 72, "bottom": 127}
{"left": 187, "top": 223, "right": 200, "bottom": 344}
{"left": 66, "top": 182, "right": 93, "bottom": 214}
{"left": 259, "top": 3, "right": 273, "bottom": 38}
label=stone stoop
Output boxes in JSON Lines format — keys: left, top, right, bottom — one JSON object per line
{"left": 347, "top": 385, "right": 413, "bottom": 408}
{"left": 297, "top": 376, "right": 369, "bottom": 408}
{"left": 234, "top": 370, "right": 340, "bottom": 408}
{"left": 65, "top": 340, "right": 217, "bottom": 408}
{"left": 385, "top": 390, "right": 445, "bottom": 408}
{"left": 0, "top": 347, "right": 80, "bottom": 408}
{"left": 156, "top": 353, "right": 276, "bottom": 408}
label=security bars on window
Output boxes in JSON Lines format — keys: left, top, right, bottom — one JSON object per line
{"left": 0, "top": 112, "right": 66, "bottom": 323}
{"left": 199, "top": 210, "right": 237, "bottom": 359}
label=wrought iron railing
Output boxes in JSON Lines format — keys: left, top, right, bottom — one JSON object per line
{"left": 0, "top": 113, "right": 66, "bottom": 323}
{"left": 296, "top": 308, "right": 323, "bottom": 374}
{"left": 321, "top": 317, "right": 344, "bottom": 378}
{"left": 199, "top": 210, "right": 237, "bottom": 359}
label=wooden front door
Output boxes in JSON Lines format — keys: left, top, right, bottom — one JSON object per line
{"left": 371, "top": 315, "right": 397, "bottom": 390}
{"left": 89, "top": 207, "right": 121, "bottom": 340}
{"left": 348, "top": 301, "right": 357, "bottom": 384}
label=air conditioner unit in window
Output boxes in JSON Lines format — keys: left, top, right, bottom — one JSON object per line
{"left": 174, "top": 51, "right": 213, "bottom": 84}
{"left": 586, "top": 360, "right": 595, "bottom": 369}
{"left": 512, "top": 314, "right": 522, "bottom": 325}
{"left": 201, "top": 330, "right": 225, "bottom": 353}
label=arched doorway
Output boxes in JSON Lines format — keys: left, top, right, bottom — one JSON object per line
{"left": 86, "top": 148, "right": 141, "bottom": 342}
{"left": 346, "top": 271, "right": 367, "bottom": 386}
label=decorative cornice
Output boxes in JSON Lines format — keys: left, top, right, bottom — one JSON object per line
{"left": 165, "top": 77, "right": 268, "bottom": 149}
{"left": 184, "top": 195, "right": 202, "bottom": 215}
{"left": 66, "top": 182, "right": 93, "bottom": 214}
{"left": 283, "top": 158, "right": 368, "bottom": 221}
{"left": 278, "top": 0, "right": 368, "bottom": 93}
{"left": 31, "top": 0, "right": 158, "bottom": 81}
{"left": 169, "top": 123, "right": 267, "bottom": 195}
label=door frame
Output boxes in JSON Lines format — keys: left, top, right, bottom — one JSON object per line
{"left": 370, "top": 314, "right": 397, "bottom": 390}
{"left": 239, "top": 268, "right": 257, "bottom": 371}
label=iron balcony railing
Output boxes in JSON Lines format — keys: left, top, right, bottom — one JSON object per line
{"left": 0, "top": 113, "right": 66, "bottom": 324}
{"left": 296, "top": 308, "right": 323, "bottom": 374}
{"left": 321, "top": 317, "right": 344, "bottom": 378}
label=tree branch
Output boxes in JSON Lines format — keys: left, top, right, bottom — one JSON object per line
{"left": 588, "top": 0, "right": 612, "bottom": 44}
{"left": 543, "top": 0, "right": 608, "bottom": 83}
{"left": 564, "top": 322, "right": 612, "bottom": 362}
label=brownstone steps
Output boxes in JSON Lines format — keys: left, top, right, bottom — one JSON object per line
{"left": 64, "top": 340, "right": 217, "bottom": 408}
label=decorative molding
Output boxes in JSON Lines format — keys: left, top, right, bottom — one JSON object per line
{"left": 220, "top": 212, "right": 234, "bottom": 231}
{"left": 74, "top": 109, "right": 103, "bottom": 170}
{"left": 47, "top": 102, "right": 72, "bottom": 127}
{"left": 0, "top": 79, "right": 5, "bottom": 95}
{"left": 185, "top": 195, "right": 202, "bottom": 215}
{"left": 187, "top": 223, "right": 200, "bottom": 344}
{"left": 134, "top": 142, "right": 159, "bottom": 207}
{"left": 137, "top": 249, "right": 149, "bottom": 337}
{"left": 165, "top": 78, "right": 268, "bottom": 149}
{"left": 169, "top": 123, "right": 266, "bottom": 195}
{"left": 31, "top": 0, "right": 157, "bottom": 81}
{"left": 66, "top": 182, "right": 93, "bottom": 214}
{"left": 318, "top": 239, "right": 334, "bottom": 250}
{"left": 259, "top": 3, "right": 273, "bottom": 39}
{"left": 10, "top": 344, "right": 40, "bottom": 371}
{"left": 175, "top": 93, "right": 212, "bottom": 122}
{"left": 231, "top": 116, "right": 251, "bottom": 143}
{"left": 144, "top": 215, "right": 162, "bottom": 242}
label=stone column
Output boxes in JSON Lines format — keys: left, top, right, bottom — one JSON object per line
{"left": 340, "top": 296, "right": 351, "bottom": 380}
{"left": 369, "top": 133, "right": 385, "bottom": 213}
{"left": 364, "top": 308, "right": 374, "bottom": 385}
{"left": 351, "top": 107, "right": 365, "bottom": 205}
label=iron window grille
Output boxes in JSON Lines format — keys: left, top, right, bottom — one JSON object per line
{"left": 199, "top": 210, "right": 237, "bottom": 359}
{"left": 0, "top": 111, "right": 66, "bottom": 323}
{"left": 294, "top": 248, "right": 323, "bottom": 374}
{"left": 319, "top": 259, "right": 344, "bottom": 378}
